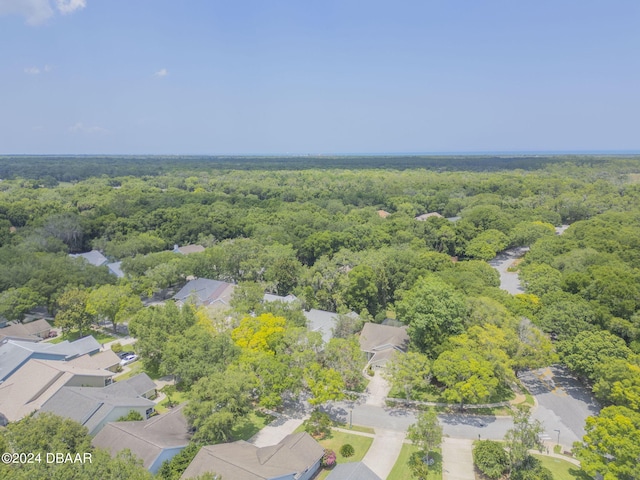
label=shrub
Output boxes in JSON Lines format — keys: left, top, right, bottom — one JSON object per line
{"left": 321, "top": 449, "right": 336, "bottom": 468}
{"left": 340, "top": 444, "right": 355, "bottom": 457}
{"left": 303, "top": 409, "right": 332, "bottom": 439}
{"left": 473, "top": 440, "right": 508, "bottom": 479}
{"left": 511, "top": 456, "right": 553, "bottom": 480}
{"left": 111, "top": 342, "right": 123, "bottom": 353}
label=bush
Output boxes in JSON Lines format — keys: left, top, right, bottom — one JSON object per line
{"left": 473, "top": 440, "right": 508, "bottom": 479}
{"left": 511, "top": 456, "right": 552, "bottom": 480}
{"left": 321, "top": 449, "right": 336, "bottom": 468}
{"left": 340, "top": 444, "right": 355, "bottom": 457}
{"left": 303, "top": 409, "right": 332, "bottom": 439}
{"left": 111, "top": 342, "right": 123, "bottom": 353}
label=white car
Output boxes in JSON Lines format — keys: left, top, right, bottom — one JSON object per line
{"left": 119, "top": 354, "right": 138, "bottom": 366}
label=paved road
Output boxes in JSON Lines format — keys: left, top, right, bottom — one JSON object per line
{"left": 489, "top": 247, "right": 528, "bottom": 294}
{"left": 520, "top": 365, "right": 599, "bottom": 449}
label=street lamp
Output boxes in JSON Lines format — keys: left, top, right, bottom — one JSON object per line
{"left": 349, "top": 408, "right": 353, "bottom": 429}
{"left": 554, "top": 429, "right": 560, "bottom": 447}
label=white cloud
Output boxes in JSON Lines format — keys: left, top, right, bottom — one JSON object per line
{"left": 24, "top": 64, "right": 52, "bottom": 74}
{"left": 68, "top": 122, "right": 108, "bottom": 135}
{"left": 154, "top": 68, "right": 168, "bottom": 77}
{"left": 0, "top": 0, "right": 85, "bottom": 25}
{"left": 55, "top": 0, "right": 85, "bottom": 15}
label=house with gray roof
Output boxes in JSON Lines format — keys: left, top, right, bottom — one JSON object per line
{"left": 181, "top": 432, "right": 324, "bottom": 480}
{"left": 263, "top": 293, "right": 298, "bottom": 304}
{"left": 325, "top": 462, "right": 382, "bottom": 480}
{"left": 0, "top": 358, "right": 114, "bottom": 422}
{"left": 359, "top": 322, "right": 410, "bottom": 367}
{"left": 39, "top": 373, "right": 156, "bottom": 435}
{"left": 173, "top": 244, "right": 205, "bottom": 255}
{"left": 0, "top": 319, "right": 52, "bottom": 342}
{"left": 93, "top": 403, "right": 191, "bottom": 473}
{"left": 173, "top": 278, "right": 236, "bottom": 307}
{"left": 107, "top": 261, "right": 125, "bottom": 278}
{"left": 0, "top": 336, "right": 101, "bottom": 382}
{"left": 303, "top": 309, "right": 359, "bottom": 344}
{"left": 70, "top": 250, "right": 109, "bottom": 267}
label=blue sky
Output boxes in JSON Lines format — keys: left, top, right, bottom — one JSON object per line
{"left": 1, "top": 0, "right": 639, "bottom": 154}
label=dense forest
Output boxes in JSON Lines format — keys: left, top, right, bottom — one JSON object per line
{"left": 1, "top": 155, "right": 640, "bottom": 479}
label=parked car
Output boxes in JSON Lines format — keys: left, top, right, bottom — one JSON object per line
{"left": 118, "top": 351, "right": 134, "bottom": 359}
{"left": 119, "top": 354, "right": 138, "bottom": 366}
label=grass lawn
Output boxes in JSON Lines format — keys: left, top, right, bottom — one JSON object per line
{"left": 533, "top": 455, "right": 592, "bottom": 480}
{"left": 388, "top": 444, "right": 442, "bottom": 480}
{"left": 154, "top": 388, "right": 188, "bottom": 414}
{"left": 313, "top": 429, "right": 374, "bottom": 480}
{"left": 47, "top": 330, "right": 117, "bottom": 345}
{"left": 115, "top": 361, "right": 162, "bottom": 381}
{"left": 231, "top": 411, "right": 275, "bottom": 441}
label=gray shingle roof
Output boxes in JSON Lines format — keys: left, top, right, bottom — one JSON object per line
{"left": 105, "top": 373, "right": 156, "bottom": 397}
{"left": 39, "top": 374, "right": 156, "bottom": 434}
{"left": 69, "top": 250, "right": 108, "bottom": 267}
{"left": 359, "top": 323, "right": 409, "bottom": 354}
{"left": 92, "top": 403, "right": 190, "bottom": 471}
{"left": 325, "top": 462, "right": 382, "bottom": 480}
{"left": 181, "top": 432, "right": 324, "bottom": 480}
{"left": 263, "top": 293, "right": 298, "bottom": 304}
{"left": 173, "top": 278, "right": 235, "bottom": 307}
{"left": 304, "top": 309, "right": 339, "bottom": 344}
{"left": 0, "top": 336, "right": 101, "bottom": 382}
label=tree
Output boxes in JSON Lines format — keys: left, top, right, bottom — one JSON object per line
{"left": 407, "top": 409, "right": 442, "bottom": 464}
{"left": 574, "top": 406, "right": 640, "bottom": 480}
{"left": 509, "top": 221, "right": 555, "bottom": 247}
{"left": 55, "top": 288, "right": 92, "bottom": 337}
{"left": 304, "top": 362, "right": 345, "bottom": 405}
{"left": 185, "top": 369, "right": 254, "bottom": 444}
{"left": 128, "top": 301, "right": 197, "bottom": 372}
{"left": 117, "top": 410, "right": 144, "bottom": 421}
{"left": 386, "top": 351, "right": 432, "bottom": 400}
{"left": 559, "top": 329, "right": 633, "bottom": 382}
{"left": 303, "top": 409, "right": 332, "bottom": 439}
{"left": 341, "top": 265, "right": 380, "bottom": 316}
{"left": 86, "top": 284, "right": 142, "bottom": 334}
{"left": 503, "top": 406, "right": 544, "bottom": 472}
{"left": 592, "top": 359, "right": 640, "bottom": 410}
{"left": 433, "top": 348, "right": 499, "bottom": 408}
{"left": 465, "top": 229, "right": 508, "bottom": 261}
{"left": 396, "top": 275, "right": 467, "bottom": 355}
{"left": 473, "top": 440, "right": 509, "bottom": 479}
{"left": 332, "top": 312, "right": 364, "bottom": 338}
{"left": 323, "top": 336, "right": 367, "bottom": 391}
{"left": 0, "top": 287, "right": 44, "bottom": 321}
{"left": 231, "top": 313, "right": 286, "bottom": 353}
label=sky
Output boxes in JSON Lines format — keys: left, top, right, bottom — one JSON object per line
{"left": 1, "top": 0, "right": 639, "bottom": 155}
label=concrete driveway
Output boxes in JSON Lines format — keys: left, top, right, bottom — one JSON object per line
{"left": 362, "top": 429, "right": 406, "bottom": 480}
{"left": 442, "top": 437, "right": 475, "bottom": 480}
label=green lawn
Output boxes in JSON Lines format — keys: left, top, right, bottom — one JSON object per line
{"left": 115, "top": 361, "right": 163, "bottom": 381}
{"left": 313, "top": 429, "right": 374, "bottom": 480}
{"left": 154, "top": 388, "right": 188, "bottom": 414}
{"left": 388, "top": 444, "right": 442, "bottom": 480}
{"left": 231, "top": 411, "right": 275, "bottom": 441}
{"left": 47, "top": 330, "right": 117, "bottom": 345}
{"left": 533, "top": 455, "right": 592, "bottom": 480}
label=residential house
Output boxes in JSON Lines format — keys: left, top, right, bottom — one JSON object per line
{"left": 39, "top": 373, "right": 157, "bottom": 435}
{"left": 0, "top": 358, "right": 114, "bottom": 422}
{"left": 359, "top": 322, "right": 410, "bottom": 368}
{"left": 303, "top": 309, "right": 359, "bottom": 344}
{"left": 68, "top": 350, "right": 121, "bottom": 373}
{"left": 70, "top": 250, "right": 108, "bottom": 267}
{"left": 263, "top": 293, "right": 298, "bottom": 304}
{"left": 181, "top": 432, "right": 324, "bottom": 480}
{"left": 92, "top": 403, "right": 191, "bottom": 474}
{"left": 0, "top": 336, "right": 101, "bottom": 382}
{"left": 0, "top": 318, "right": 52, "bottom": 342}
{"left": 173, "top": 278, "right": 236, "bottom": 308}
{"left": 173, "top": 244, "right": 205, "bottom": 255}
{"left": 325, "top": 462, "right": 382, "bottom": 480}
{"left": 415, "top": 212, "right": 443, "bottom": 221}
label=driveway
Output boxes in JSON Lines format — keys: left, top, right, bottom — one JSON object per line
{"left": 362, "top": 429, "right": 406, "bottom": 480}
{"left": 489, "top": 247, "right": 528, "bottom": 294}
{"left": 519, "top": 365, "right": 599, "bottom": 449}
{"left": 442, "top": 437, "right": 475, "bottom": 480}
{"left": 365, "top": 371, "right": 391, "bottom": 407}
